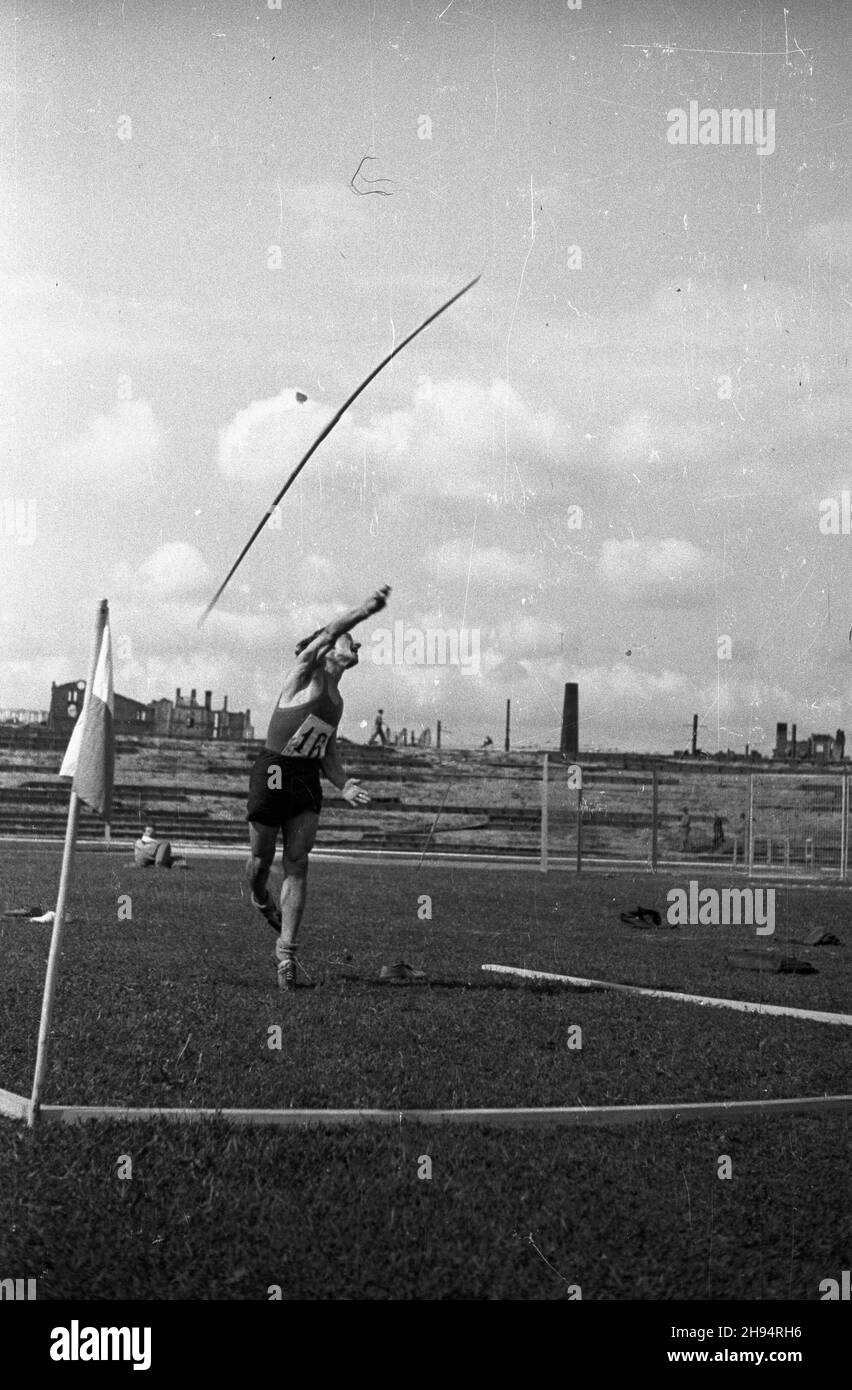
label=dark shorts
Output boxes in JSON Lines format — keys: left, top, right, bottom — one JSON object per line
{"left": 247, "top": 752, "right": 323, "bottom": 828}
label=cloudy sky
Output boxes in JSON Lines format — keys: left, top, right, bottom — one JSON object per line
{"left": 1, "top": 0, "right": 849, "bottom": 752}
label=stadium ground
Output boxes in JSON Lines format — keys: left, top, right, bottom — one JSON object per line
{"left": 1, "top": 846, "right": 849, "bottom": 1299}
{"left": 5, "top": 832, "right": 852, "bottom": 883}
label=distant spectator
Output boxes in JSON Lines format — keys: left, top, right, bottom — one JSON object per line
{"left": 134, "top": 825, "right": 186, "bottom": 869}
{"left": 679, "top": 807, "right": 691, "bottom": 852}
{"left": 368, "top": 709, "right": 388, "bottom": 746}
{"left": 712, "top": 812, "right": 726, "bottom": 851}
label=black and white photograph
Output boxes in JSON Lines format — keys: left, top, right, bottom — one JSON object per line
{"left": 1, "top": 0, "right": 850, "bottom": 1351}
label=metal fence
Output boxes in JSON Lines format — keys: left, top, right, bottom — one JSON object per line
{"left": 748, "top": 773, "right": 846, "bottom": 878}
{"left": 541, "top": 759, "right": 849, "bottom": 879}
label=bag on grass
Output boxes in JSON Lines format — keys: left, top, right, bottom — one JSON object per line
{"left": 727, "top": 949, "right": 817, "bottom": 975}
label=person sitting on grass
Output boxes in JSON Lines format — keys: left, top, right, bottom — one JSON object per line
{"left": 133, "top": 825, "right": 187, "bottom": 869}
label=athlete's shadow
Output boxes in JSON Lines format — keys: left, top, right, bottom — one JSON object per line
{"left": 329, "top": 972, "right": 603, "bottom": 995}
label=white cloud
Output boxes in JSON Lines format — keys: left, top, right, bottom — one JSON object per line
{"left": 608, "top": 411, "right": 718, "bottom": 468}
{"left": 362, "top": 376, "right": 571, "bottom": 499}
{"left": 57, "top": 400, "right": 163, "bottom": 486}
{"left": 217, "top": 376, "right": 572, "bottom": 501}
{"left": 424, "top": 539, "right": 542, "bottom": 586}
{"left": 0, "top": 272, "right": 194, "bottom": 367}
{"left": 598, "top": 537, "right": 711, "bottom": 604}
{"left": 574, "top": 662, "right": 692, "bottom": 705}
{"left": 136, "top": 543, "right": 211, "bottom": 597}
{"left": 491, "top": 615, "right": 561, "bottom": 657}
{"left": 218, "top": 387, "right": 347, "bottom": 482}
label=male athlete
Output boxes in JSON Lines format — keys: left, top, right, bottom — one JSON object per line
{"left": 246, "top": 584, "right": 390, "bottom": 989}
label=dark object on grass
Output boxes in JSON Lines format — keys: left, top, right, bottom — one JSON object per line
{"left": 379, "top": 961, "right": 427, "bottom": 983}
{"left": 803, "top": 927, "right": 843, "bottom": 946}
{"left": 727, "top": 950, "right": 817, "bottom": 975}
{"left": 620, "top": 905, "right": 665, "bottom": 927}
{"left": 134, "top": 830, "right": 187, "bottom": 869}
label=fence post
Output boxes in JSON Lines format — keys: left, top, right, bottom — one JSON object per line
{"left": 651, "top": 770, "right": 659, "bottom": 871}
{"left": 576, "top": 776, "right": 582, "bottom": 874}
{"left": 540, "top": 753, "right": 548, "bottom": 874}
{"left": 841, "top": 775, "right": 848, "bottom": 882}
{"left": 747, "top": 774, "right": 755, "bottom": 879}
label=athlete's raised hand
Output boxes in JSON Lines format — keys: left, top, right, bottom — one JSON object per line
{"left": 364, "top": 585, "right": 391, "bottom": 616}
{"left": 342, "top": 778, "right": 371, "bottom": 807}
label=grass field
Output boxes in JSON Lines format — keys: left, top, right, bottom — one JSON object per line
{"left": 1, "top": 845, "right": 849, "bottom": 1299}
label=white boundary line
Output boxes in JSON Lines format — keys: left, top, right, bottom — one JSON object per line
{"left": 0, "top": 1095, "right": 847, "bottom": 1128}
{"left": 0, "top": 1087, "right": 28, "bottom": 1119}
{"left": 483, "top": 964, "right": 852, "bottom": 1026}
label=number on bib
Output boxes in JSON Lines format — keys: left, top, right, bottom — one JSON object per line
{"left": 280, "top": 714, "right": 335, "bottom": 759}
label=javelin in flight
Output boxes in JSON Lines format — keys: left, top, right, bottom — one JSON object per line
{"left": 198, "top": 273, "right": 481, "bottom": 626}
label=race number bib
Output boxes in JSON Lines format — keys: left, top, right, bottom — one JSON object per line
{"left": 279, "top": 714, "right": 335, "bottom": 759}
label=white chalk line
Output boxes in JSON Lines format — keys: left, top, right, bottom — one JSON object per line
{"left": 0, "top": 1095, "right": 846, "bottom": 1128}
{"left": 482, "top": 964, "right": 852, "bottom": 1026}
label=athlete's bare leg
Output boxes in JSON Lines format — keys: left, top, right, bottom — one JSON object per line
{"left": 247, "top": 821, "right": 281, "bottom": 930}
{"left": 275, "top": 809, "right": 319, "bottom": 963}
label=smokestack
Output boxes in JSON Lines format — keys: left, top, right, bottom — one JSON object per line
{"left": 223, "top": 694, "right": 228, "bottom": 712}
{"left": 204, "top": 690, "right": 212, "bottom": 710}
{"left": 691, "top": 714, "right": 698, "bottom": 757}
{"left": 190, "top": 688, "right": 196, "bottom": 705}
{"left": 776, "top": 722, "right": 787, "bottom": 758}
{"left": 561, "top": 683, "right": 579, "bottom": 759}
{"left": 175, "top": 687, "right": 181, "bottom": 702}
{"left": 505, "top": 698, "right": 511, "bottom": 752}
{"left": 791, "top": 723, "right": 797, "bottom": 758}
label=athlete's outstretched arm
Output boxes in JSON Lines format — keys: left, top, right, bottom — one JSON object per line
{"left": 321, "top": 733, "right": 370, "bottom": 805}
{"left": 294, "top": 585, "right": 391, "bottom": 673}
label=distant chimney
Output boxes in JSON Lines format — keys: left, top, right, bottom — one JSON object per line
{"left": 204, "top": 690, "right": 212, "bottom": 710}
{"left": 190, "top": 688, "right": 196, "bottom": 704}
{"left": 775, "top": 722, "right": 787, "bottom": 757}
{"left": 223, "top": 694, "right": 228, "bottom": 712}
{"left": 176, "top": 687, "right": 181, "bottom": 702}
{"left": 791, "top": 723, "right": 797, "bottom": 758}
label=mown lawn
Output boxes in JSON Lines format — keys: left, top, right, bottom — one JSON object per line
{"left": 0, "top": 847, "right": 848, "bottom": 1299}
{"left": 0, "top": 1115, "right": 847, "bottom": 1300}
{"left": 0, "top": 849, "right": 849, "bottom": 1109}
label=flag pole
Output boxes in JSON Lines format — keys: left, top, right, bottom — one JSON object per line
{"left": 28, "top": 599, "right": 108, "bottom": 1129}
